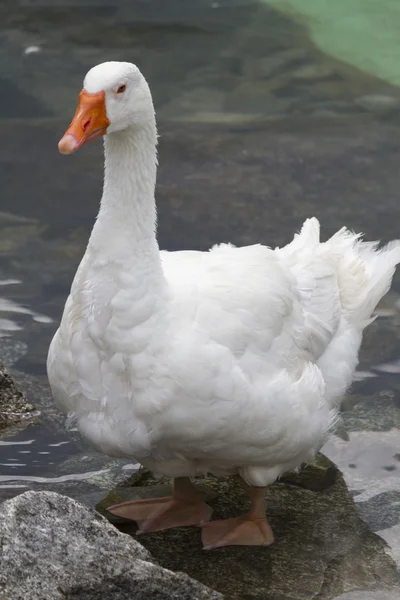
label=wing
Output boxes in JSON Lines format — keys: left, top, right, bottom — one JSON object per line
{"left": 161, "top": 239, "right": 341, "bottom": 370}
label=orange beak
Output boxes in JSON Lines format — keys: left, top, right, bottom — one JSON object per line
{"left": 58, "top": 89, "right": 110, "bottom": 155}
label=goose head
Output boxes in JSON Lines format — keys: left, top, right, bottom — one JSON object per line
{"left": 58, "top": 61, "right": 154, "bottom": 155}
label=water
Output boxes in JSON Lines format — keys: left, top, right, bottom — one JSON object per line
{"left": 0, "top": 0, "right": 399, "bottom": 595}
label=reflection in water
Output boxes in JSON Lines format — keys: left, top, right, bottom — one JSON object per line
{"left": 0, "top": 426, "right": 78, "bottom": 476}
{"left": 0, "top": 423, "right": 134, "bottom": 506}
{"left": 323, "top": 430, "right": 400, "bottom": 502}
{"left": 0, "top": 318, "right": 22, "bottom": 337}
{"left": 0, "top": 469, "right": 109, "bottom": 485}
{"left": 0, "top": 281, "right": 53, "bottom": 339}
{"left": 352, "top": 370, "right": 378, "bottom": 382}
{"left": 375, "top": 358, "right": 400, "bottom": 373}
{"left": 0, "top": 439, "right": 35, "bottom": 446}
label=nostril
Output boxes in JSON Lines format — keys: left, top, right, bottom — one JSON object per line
{"left": 82, "top": 118, "right": 91, "bottom": 132}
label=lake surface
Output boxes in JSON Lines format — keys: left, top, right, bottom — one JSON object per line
{"left": 0, "top": 1, "right": 399, "bottom": 596}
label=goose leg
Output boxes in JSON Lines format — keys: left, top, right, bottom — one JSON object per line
{"left": 201, "top": 486, "right": 274, "bottom": 549}
{"left": 107, "top": 476, "right": 213, "bottom": 534}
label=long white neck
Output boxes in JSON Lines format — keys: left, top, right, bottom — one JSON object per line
{"left": 89, "top": 122, "right": 159, "bottom": 257}
{"left": 82, "top": 120, "right": 169, "bottom": 355}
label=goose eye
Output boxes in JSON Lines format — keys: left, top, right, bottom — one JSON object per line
{"left": 116, "top": 84, "right": 126, "bottom": 94}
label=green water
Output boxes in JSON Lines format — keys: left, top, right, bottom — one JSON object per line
{"left": 266, "top": 0, "right": 400, "bottom": 85}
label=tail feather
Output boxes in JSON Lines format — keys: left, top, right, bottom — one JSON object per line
{"left": 329, "top": 231, "right": 400, "bottom": 326}
{"left": 282, "top": 218, "right": 400, "bottom": 327}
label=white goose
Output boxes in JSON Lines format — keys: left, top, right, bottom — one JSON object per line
{"left": 48, "top": 61, "right": 400, "bottom": 550}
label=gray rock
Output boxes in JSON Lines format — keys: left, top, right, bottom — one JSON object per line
{"left": 0, "top": 491, "right": 220, "bottom": 600}
{"left": 0, "top": 360, "right": 34, "bottom": 433}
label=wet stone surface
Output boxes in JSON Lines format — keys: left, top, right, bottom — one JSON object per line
{"left": 0, "top": 360, "right": 34, "bottom": 433}
{"left": 96, "top": 457, "right": 399, "bottom": 600}
{"left": 0, "top": 1, "right": 399, "bottom": 599}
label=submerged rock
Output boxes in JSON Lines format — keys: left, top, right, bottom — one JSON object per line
{"left": 0, "top": 490, "right": 220, "bottom": 600}
{"left": 355, "top": 94, "right": 400, "bottom": 112}
{"left": 335, "top": 591, "right": 400, "bottom": 600}
{"left": 293, "top": 63, "right": 336, "bottom": 80}
{"left": 98, "top": 455, "right": 399, "bottom": 600}
{"left": 0, "top": 360, "right": 34, "bottom": 433}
